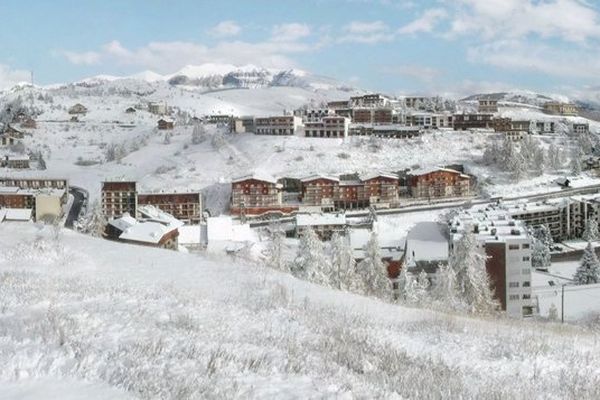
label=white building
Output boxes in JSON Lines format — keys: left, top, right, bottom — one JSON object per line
{"left": 450, "top": 209, "right": 534, "bottom": 318}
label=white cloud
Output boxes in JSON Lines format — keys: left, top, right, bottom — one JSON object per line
{"left": 381, "top": 64, "right": 441, "bottom": 84}
{"left": 446, "top": 0, "right": 600, "bottom": 42}
{"left": 208, "top": 21, "right": 242, "bottom": 38}
{"left": 340, "top": 21, "right": 394, "bottom": 43}
{"left": 61, "top": 50, "right": 101, "bottom": 65}
{"left": 0, "top": 64, "right": 30, "bottom": 89}
{"left": 467, "top": 40, "right": 600, "bottom": 79}
{"left": 60, "top": 37, "right": 314, "bottom": 73}
{"left": 271, "top": 23, "right": 311, "bottom": 42}
{"left": 398, "top": 8, "right": 447, "bottom": 35}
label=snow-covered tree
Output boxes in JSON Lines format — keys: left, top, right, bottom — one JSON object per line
{"left": 531, "top": 239, "right": 551, "bottom": 270}
{"left": 264, "top": 227, "right": 287, "bottom": 272}
{"left": 163, "top": 131, "right": 172, "bottom": 144}
{"left": 430, "top": 263, "right": 459, "bottom": 308}
{"left": 507, "top": 150, "right": 528, "bottom": 182}
{"left": 547, "top": 143, "right": 562, "bottom": 170}
{"left": 582, "top": 219, "right": 600, "bottom": 242}
{"left": 570, "top": 145, "right": 582, "bottom": 175}
{"left": 533, "top": 225, "right": 554, "bottom": 248}
{"left": 191, "top": 123, "right": 205, "bottom": 144}
{"left": 450, "top": 232, "right": 498, "bottom": 314}
{"left": 292, "top": 228, "right": 332, "bottom": 286}
{"left": 574, "top": 242, "right": 600, "bottom": 285}
{"left": 74, "top": 200, "right": 107, "bottom": 237}
{"left": 356, "top": 232, "right": 391, "bottom": 299}
{"left": 415, "top": 270, "right": 431, "bottom": 306}
{"left": 329, "top": 231, "right": 356, "bottom": 290}
{"left": 397, "top": 266, "right": 418, "bottom": 304}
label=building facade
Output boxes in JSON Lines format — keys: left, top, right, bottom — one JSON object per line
{"left": 101, "top": 181, "right": 137, "bottom": 220}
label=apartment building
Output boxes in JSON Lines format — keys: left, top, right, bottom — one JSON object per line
{"left": 304, "top": 116, "right": 350, "bottom": 138}
{"left": 478, "top": 98, "right": 499, "bottom": 113}
{"left": 543, "top": 102, "right": 578, "bottom": 116}
{"left": 572, "top": 123, "right": 590, "bottom": 135}
{"left": 101, "top": 181, "right": 137, "bottom": 220}
{"left": 0, "top": 178, "right": 68, "bottom": 190}
{"left": 254, "top": 115, "right": 303, "bottom": 135}
{"left": 348, "top": 124, "right": 421, "bottom": 139}
{"left": 453, "top": 114, "right": 494, "bottom": 130}
{"left": 137, "top": 192, "right": 203, "bottom": 224}
{"left": 450, "top": 210, "right": 534, "bottom": 318}
{"left": 349, "top": 94, "right": 389, "bottom": 108}
{"left": 0, "top": 185, "right": 66, "bottom": 222}
{"left": 230, "top": 173, "right": 288, "bottom": 216}
{"left": 406, "top": 167, "right": 473, "bottom": 199}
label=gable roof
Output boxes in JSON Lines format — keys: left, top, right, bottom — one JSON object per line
{"left": 300, "top": 174, "right": 340, "bottom": 183}
{"left": 232, "top": 172, "right": 278, "bottom": 184}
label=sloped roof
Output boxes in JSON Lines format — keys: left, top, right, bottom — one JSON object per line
{"left": 232, "top": 172, "right": 278, "bottom": 184}
{"left": 3, "top": 208, "right": 32, "bottom": 221}
{"left": 300, "top": 174, "right": 340, "bottom": 183}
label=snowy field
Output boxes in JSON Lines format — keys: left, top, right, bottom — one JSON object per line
{"left": 1, "top": 223, "right": 600, "bottom": 399}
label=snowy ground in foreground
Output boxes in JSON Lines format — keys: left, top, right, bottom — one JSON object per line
{"left": 1, "top": 223, "right": 600, "bottom": 399}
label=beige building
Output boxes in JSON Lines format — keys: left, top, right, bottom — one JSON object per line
{"left": 543, "top": 102, "right": 578, "bottom": 116}
{"left": 35, "top": 191, "right": 64, "bottom": 222}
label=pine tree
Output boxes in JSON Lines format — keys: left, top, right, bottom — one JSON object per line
{"left": 533, "top": 225, "right": 554, "bottom": 248}
{"left": 397, "top": 266, "right": 418, "bottom": 304}
{"left": 356, "top": 232, "right": 392, "bottom": 299}
{"left": 574, "top": 242, "right": 600, "bottom": 285}
{"left": 329, "top": 231, "right": 356, "bottom": 290}
{"left": 531, "top": 238, "right": 551, "bottom": 269}
{"left": 264, "top": 227, "right": 287, "bottom": 272}
{"left": 582, "top": 219, "right": 599, "bottom": 242}
{"left": 570, "top": 145, "right": 582, "bottom": 175}
{"left": 450, "top": 232, "right": 498, "bottom": 314}
{"left": 191, "top": 123, "right": 205, "bottom": 144}
{"left": 415, "top": 270, "right": 431, "bottom": 306}
{"left": 430, "top": 263, "right": 460, "bottom": 309}
{"left": 74, "top": 200, "right": 107, "bottom": 237}
{"left": 508, "top": 150, "right": 528, "bottom": 182}
{"left": 292, "top": 228, "right": 332, "bottom": 286}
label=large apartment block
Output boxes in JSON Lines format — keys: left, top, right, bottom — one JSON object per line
{"left": 543, "top": 102, "right": 578, "bottom": 116}
{"left": 406, "top": 167, "right": 473, "bottom": 199}
{"left": 450, "top": 210, "right": 534, "bottom": 318}
{"left": 137, "top": 192, "right": 203, "bottom": 224}
{"left": 101, "top": 181, "right": 138, "bottom": 220}
{"left": 230, "top": 173, "right": 288, "bottom": 216}
{"left": 304, "top": 116, "right": 350, "bottom": 138}
{"left": 255, "top": 116, "right": 303, "bottom": 135}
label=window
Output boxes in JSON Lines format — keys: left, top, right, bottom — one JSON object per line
{"left": 522, "top": 244, "right": 530, "bottom": 249}
{"left": 508, "top": 244, "right": 519, "bottom": 250}
{"left": 523, "top": 281, "right": 530, "bottom": 287}
{"left": 522, "top": 268, "right": 531, "bottom": 275}
{"left": 509, "top": 282, "right": 519, "bottom": 288}
{"left": 523, "top": 256, "right": 530, "bottom": 262}
{"left": 522, "top": 294, "right": 531, "bottom": 300}
{"left": 509, "top": 295, "right": 520, "bottom": 300}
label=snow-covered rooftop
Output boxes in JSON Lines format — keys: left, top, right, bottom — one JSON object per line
{"left": 3, "top": 208, "right": 32, "bottom": 221}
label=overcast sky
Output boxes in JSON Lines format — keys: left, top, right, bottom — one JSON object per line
{"left": 1, "top": 0, "right": 599, "bottom": 97}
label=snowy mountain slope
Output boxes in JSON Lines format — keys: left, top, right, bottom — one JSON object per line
{"left": 1, "top": 223, "right": 600, "bottom": 399}
{"left": 74, "top": 63, "right": 352, "bottom": 92}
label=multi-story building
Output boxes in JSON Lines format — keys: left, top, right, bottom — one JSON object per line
{"left": 304, "top": 116, "right": 350, "bottom": 138}
{"left": 404, "top": 96, "right": 429, "bottom": 109}
{"left": 535, "top": 121, "right": 555, "bottom": 133}
{"left": 572, "top": 123, "right": 589, "bottom": 135}
{"left": 254, "top": 116, "right": 303, "bottom": 135}
{"left": 450, "top": 210, "right": 534, "bottom": 318}
{"left": 478, "top": 97, "right": 499, "bottom": 113}
{"left": 351, "top": 109, "right": 373, "bottom": 124}
{"left": 101, "top": 181, "right": 137, "bottom": 220}
{"left": 137, "top": 192, "right": 203, "bottom": 224}
{"left": 372, "top": 108, "right": 394, "bottom": 124}
{"left": 361, "top": 173, "right": 400, "bottom": 207}
{"left": 230, "top": 173, "right": 287, "bottom": 216}
{"left": 348, "top": 124, "right": 421, "bottom": 139}
{"left": 0, "top": 185, "right": 66, "bottom": 222}
{"left": 296, "top": 109, "right": 333, "bottom": 122}
{"left": 0, "top": 178, "right": 68, "bottom": 190}
{"left": 543, "top": 102, "right": 578, "bottom": 116}
{"left": 300, "top": 175, "right": 339, "bottom": 210}
{"left": 453, "top": 113, "right": 494, "bottom": 130}
{"left": 1, "top": 155, "right": 30, "bottom": 169}
{"left": 406, "top": 167, "right": 473, "bottom": 199}
{"left": 231, "top": 116, "right": 255, "bottom": 133}
{"left": 350, "top": 94, "right": 389, "bottom": 108}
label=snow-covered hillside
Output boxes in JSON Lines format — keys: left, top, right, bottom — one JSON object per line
{"left": 1, "top": 223, "right": 600, "bottom": 399}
